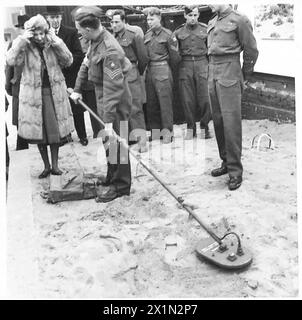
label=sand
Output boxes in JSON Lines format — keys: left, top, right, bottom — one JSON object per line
{"left": 6, "top": 118, "right": 298, "bottom": 298}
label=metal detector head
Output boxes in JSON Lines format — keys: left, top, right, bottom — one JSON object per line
{"left": 195, "top": 236, "right": 253, "bottom": 270}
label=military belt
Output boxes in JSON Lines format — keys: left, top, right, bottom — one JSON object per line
{"left": 182, "top": 55, "right": 207, "bottom": 61}
{"left": 149, "top": 61, "right": 168, "bottom": 66}
{"left": 209, "top": 54, "right": 240, "bottom": 64}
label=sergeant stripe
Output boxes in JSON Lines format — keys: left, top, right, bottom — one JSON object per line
{"left": 104, "top": 67, "right": 122, "bottom": 79}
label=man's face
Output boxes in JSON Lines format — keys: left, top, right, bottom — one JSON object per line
{"left": 185, "top": 8, "right": 199, "bottom": 25}
{"left": 147, "top": 14, "right": 161, "bottom": 30}
{"left": 110, "top": 15, "right": 125, "bottom": 33}
{"left": 75, "top": 21, "right": 93, "bottom": 40}
{"left": 45, "top": 14, "right": 62, "bottom": 30}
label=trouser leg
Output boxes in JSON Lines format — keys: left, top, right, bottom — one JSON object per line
{"left": 128, "top": 68, "right": 147, "bottom": 144}
{"left": 82, "top": 90, "right": 102, "bottom": 138}
{"left": 153, "top": 65, "right": 174, "bottom": 133}
{"left": 73, "top": 112, "right": 87, "bottom": 140}
{"left": 216, "top": 80, "right": 243, "bottom": 177}
{"left": 95, "top": 85, "right": 132, "bottom": 194}
{"left": 146, "top": 68, "right": 161, "bottom": 139}
{"left": 208, "top": 78, "right": 227, "bottom": 166}
{"left": 195, "top": 61, "right": 211, "bottom": 129}
{"left": 179, "top": 61, "right": 196, "bottom": 133}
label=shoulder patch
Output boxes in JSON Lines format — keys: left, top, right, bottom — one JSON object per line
{"left": 104, "top": 54, "right": 123, "bottom": 80}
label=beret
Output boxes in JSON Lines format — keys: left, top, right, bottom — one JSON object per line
{"left": 72, "top": 6, "right": 103, "bottom": 22}
{"left": 184, "top": 6, "right": 199, "bottom": 15}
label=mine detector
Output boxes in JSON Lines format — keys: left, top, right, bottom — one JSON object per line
{"left": 25, "top": 5, "right": 295, "bottom": 270}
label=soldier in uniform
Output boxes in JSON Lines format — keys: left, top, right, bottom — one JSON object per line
{"left": 70, "top": 6, "right": 133, "bottom": 202}
{"left": 207, "top": 5, "right": 258, "bottom": 190}
{"left": 173, "top": 6, "right": 212, "bottom": 140}
{"left": 144, "top": 7, "right": 181, "bottom": 143}
{"left": 111, "top": 9, "right": 149, "bottom": 153}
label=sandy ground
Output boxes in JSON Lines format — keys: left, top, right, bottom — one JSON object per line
{"left": 6, "top": 113, "right": 298, "bottom": 298}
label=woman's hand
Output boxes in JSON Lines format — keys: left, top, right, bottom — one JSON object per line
{"left": 46, "top": 28, "right": 61, "bottom": 45}
{"left": 20, "top": 28, "right": 34, "bottom": 41}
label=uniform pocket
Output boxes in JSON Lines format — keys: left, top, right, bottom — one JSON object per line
{"left": 127, "top": 66, "right": 138, "bottom": 83}
{"left": 217, "top": 79, "right": 238, "bottom": 87}
{"left": 154, "top": 39, "right": 167, "bottom": 55}
{"left": 89, "top": 60, "right": 103, "bottom": 84}
{"left": 221, "top": 25, "right": 237, "bottom": 33}
{"left": 199, "top": 63, "right": 209, "bottom": 80}
{"left": 178, "top": 67, "right": 188, "bottom": 80}
{"left": 120, "top": 37, "right": 132, "bottom": 47}
{"left": 216, "top": 79, "right": 241, "bottom": 114}
{"left": 178, "top": 33, "right": 190, "bottom": 41}
{"left": 154, "top": 73, "right": 169, "bottom": 82}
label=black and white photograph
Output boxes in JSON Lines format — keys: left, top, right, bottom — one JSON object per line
{"left": 1, "top": 0, "right": 301, "bottom": 300}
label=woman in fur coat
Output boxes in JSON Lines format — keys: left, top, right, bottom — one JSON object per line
{"left": 6, "top": 14, "right": 75, "bottom": 178}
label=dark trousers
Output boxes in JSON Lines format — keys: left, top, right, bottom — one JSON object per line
{"left": 82, "top": 89, "right": 102, "bottom": 138}
{"left": 145, "top": 63, "right": 174, "bottom": 134}
{"left": 128, "top": 65, "right": 146, "bottom": 128}
{"left": 208, "top": 56, "right": 243, "bottom": 178}
{"left": 70, "top": 98, "right": 87, "bottom": 140}
{"left": 179, "top": 58, "right": 211, "bottom": 132}
{"left": 95, "top": 84, "right": 132, "bottom": 195}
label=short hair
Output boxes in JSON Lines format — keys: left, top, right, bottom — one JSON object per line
{"left": 24, "top": 14, "right": 49, "bottom": 32}
{"left": 184, "top": 5, "right": 199, "bottom": 15}
{"left": 145, "top": 7, "right": 161, "bottom": 17}
{"left": 112, "top": 9, "right": 126, "bottom": 21}
{"left": 79, "top": 16, "right": 101, "bottom": 29}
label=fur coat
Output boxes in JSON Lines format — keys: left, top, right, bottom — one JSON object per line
{"left": 6, "top": 36, "right": 75, "bottom": 140}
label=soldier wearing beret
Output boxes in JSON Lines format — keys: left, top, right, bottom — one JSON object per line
{"left": 173, "top": 5, "right": 212, "bottom": 140}
{"left": 70, "top": 6, "right": 133, "bottom": 202}
{"left": 207, "top": 5, "right": 258, "bottom": 190}
{"left": 111, "top": 9, "right": 149, "bottom": 153}
{"left": 144, "top": 7, "right": 181, "bottom": 143}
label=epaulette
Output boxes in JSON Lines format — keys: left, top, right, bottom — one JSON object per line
{"left": 232, "top": 10, "right": 250, "bottom": 24}
{"left": 161, "top": 27, "right": 172, "bottom": 35}
{"left": 198, "top": 22, "right": 208, "bottom": 28}
{"left": 125, "top": 28, "right": 136, "bottom": 35}
{"left": 174, "top": 23, "right": 185, "bottom": 31}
